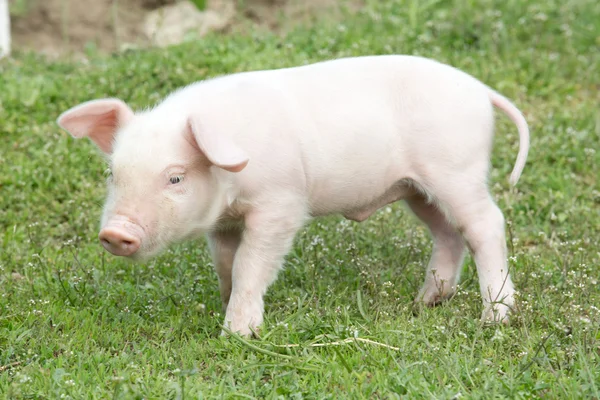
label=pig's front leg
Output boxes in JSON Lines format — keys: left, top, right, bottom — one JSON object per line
{"left": 224, "top": 198, "right": 307, "bottom": 336}
{"left": 207, "top": 229, "right": 242, "bottom": 311}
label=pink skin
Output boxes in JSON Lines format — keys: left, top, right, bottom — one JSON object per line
{"left": 98, "top": 215, "right": 144, "bottom": 257}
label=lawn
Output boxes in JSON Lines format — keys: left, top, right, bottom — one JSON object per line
{"left": 1, "top": 0, "right": 599, "bottom": 398}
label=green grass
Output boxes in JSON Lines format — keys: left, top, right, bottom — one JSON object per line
{"left": 1, "top": 0, "right": 599, "bottom": 397}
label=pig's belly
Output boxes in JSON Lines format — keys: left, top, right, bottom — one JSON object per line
{"left": 308, "top": 178, "right": 417, "bottom": 222}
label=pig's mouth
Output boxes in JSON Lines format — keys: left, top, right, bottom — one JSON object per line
{"left": 98, "top": 215, "right": 146, "bottom": 258}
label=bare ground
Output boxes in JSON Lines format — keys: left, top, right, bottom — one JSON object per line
{"left": 10, "top": 0, "right": 362, "bottom": 57}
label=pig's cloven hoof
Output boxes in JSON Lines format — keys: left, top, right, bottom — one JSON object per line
{"left": 223, "top": 301, "right": 264, "bottom": 338}
{"left": 481, "top": 302, "right": 514, "bottom": 325}
{"left": 221, "top": 323, "right": 261, "bottom": 338}
{"left": 415, "top": 284, "right": 456, "bottom": 307}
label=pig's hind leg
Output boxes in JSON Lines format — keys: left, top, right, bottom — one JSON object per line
{"left": 421, "top": 176, "right": 515, "bottom": 324}
{"left": 407, "top": 194, "right": 466, "bottom": 307}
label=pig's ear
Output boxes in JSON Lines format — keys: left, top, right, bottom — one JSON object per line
{"left": 187, "top": 116, "right": 249, "bottom": 173}
{"left": 56, "top": 99, "right": 134, "bottom": 154}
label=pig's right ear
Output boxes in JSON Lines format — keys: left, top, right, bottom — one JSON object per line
{"left": 56, "top": 99, "right": 134, "bottom": 154}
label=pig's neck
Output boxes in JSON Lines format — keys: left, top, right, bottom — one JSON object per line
{"left": 210, "top": 179, "right": 251, "bottom": 233}
{"left": 202, "top": 173, "right": 244, "bottom": 233}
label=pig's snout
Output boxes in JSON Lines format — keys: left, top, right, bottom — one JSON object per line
{"left": 99, "top": 227, "right": 140, "bottom": 256}
{"left": 98, "top": 218, "right": 144, "bottom": 257}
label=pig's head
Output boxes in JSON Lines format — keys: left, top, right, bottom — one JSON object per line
{"left": 57, "top": 98, "right": 249, "bottom": 261}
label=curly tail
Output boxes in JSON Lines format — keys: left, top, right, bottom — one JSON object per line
{"left": 489, "top": 90, "right": 530, "bottom": 186}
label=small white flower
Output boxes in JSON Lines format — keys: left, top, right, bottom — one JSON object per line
{"left": 492, "top": 330, "right": 505, "bottom": 341}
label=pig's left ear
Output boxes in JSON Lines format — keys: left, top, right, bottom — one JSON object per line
{"left": 187, "top": 116, "right": 249, "bottom": 173}
{"left": 56, "top": 99, "right": 134, "bottom": 154}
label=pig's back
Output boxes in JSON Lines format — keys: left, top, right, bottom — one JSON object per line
{"left": 182, "top": 56, "right": 493, "bottom": 215}
{"left": 271, "top": 56, "right": 492, "bottom": 213}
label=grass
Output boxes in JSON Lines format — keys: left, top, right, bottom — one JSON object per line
{"left": 1, "top": 0, "right": 599, "bottom": 397}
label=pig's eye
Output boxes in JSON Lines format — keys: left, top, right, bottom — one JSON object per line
{"left": 169, "top": 175, "right": 184, "bottom": 185}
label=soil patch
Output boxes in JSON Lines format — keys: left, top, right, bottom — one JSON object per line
{"left": 10, "top": 0, "right": 363, "bottom": 58}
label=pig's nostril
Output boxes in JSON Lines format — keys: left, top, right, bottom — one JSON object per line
{"left": 99, "top": 227, "right": 141, "bottom": 257}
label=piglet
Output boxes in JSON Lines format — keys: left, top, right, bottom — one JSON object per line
{"left": 57, "top": 55, "right": 529, "bottom": 336}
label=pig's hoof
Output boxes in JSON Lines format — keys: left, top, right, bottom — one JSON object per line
{"left": 221, "top": 317, "right": 261, "bottom": 337}
{"left": 480, "top": 303, "right": 513, "bottom": 325}
{"left": 221, "top": 324, "right": 260, "bottom": 338}
{"left": 412, "top": 289, "right": 455, "bottom": 317}
{"left": 414, "top": 285, "right": 456, "bottom": 307}
{"left": 223, "top": 298, "right": 264, "bottom": 337}
{"left": 222, "top": 312, "right": 263, "bottom": 338}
